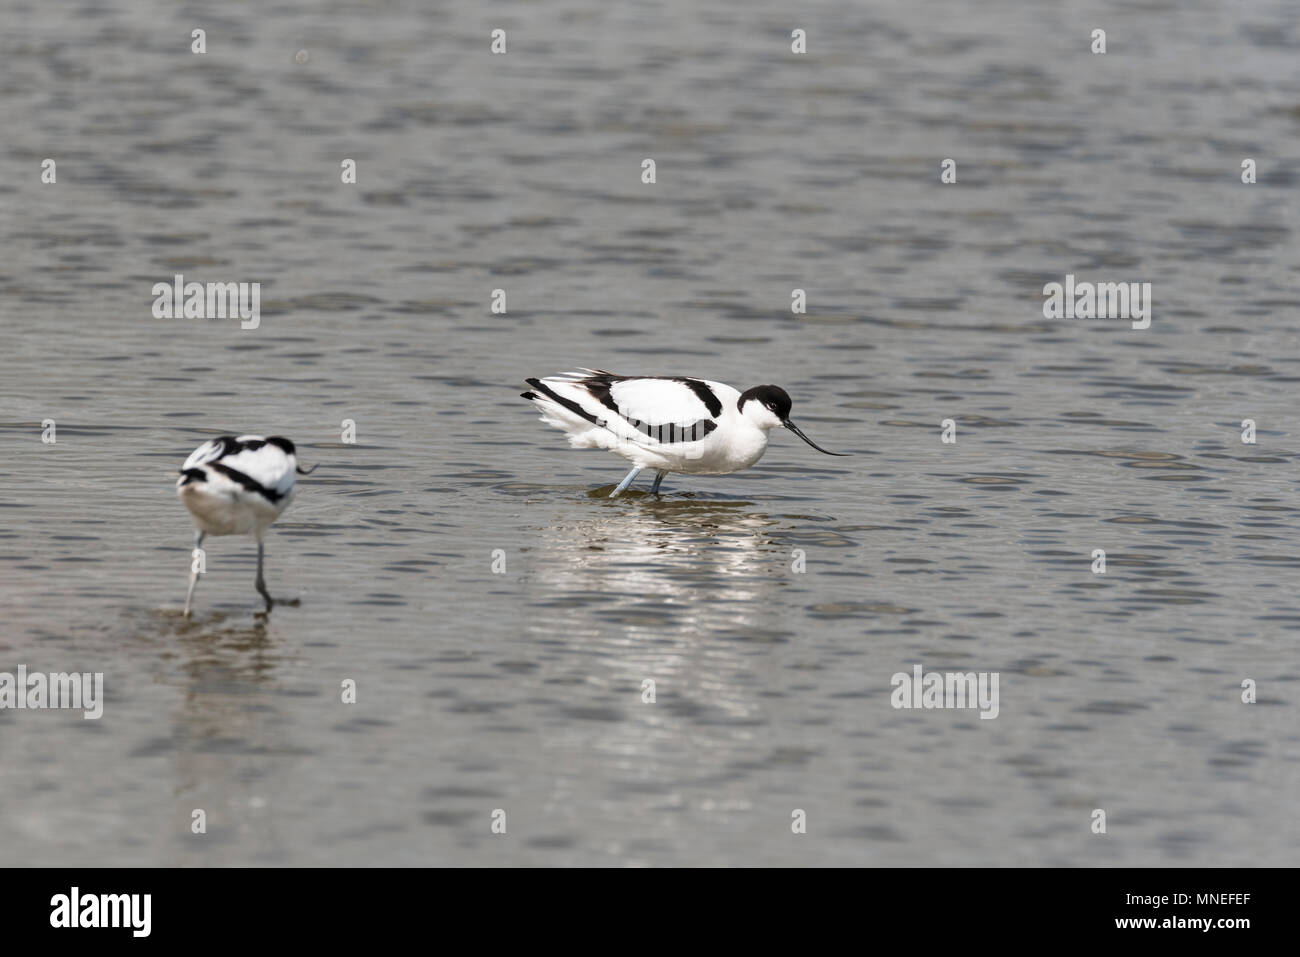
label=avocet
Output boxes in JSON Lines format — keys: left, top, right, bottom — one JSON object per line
{"left": 521, "top": 369, "right": 847, "bottom": 496}
{"left": 176, "top": 435, "right": 313, "bottom": 615}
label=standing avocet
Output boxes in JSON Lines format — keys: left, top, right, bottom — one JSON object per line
{"left": 176, "top": 435, "right": 314, "bottom": 616}
{"left": 521, "top": 369, "right": 847, "bottom": 496}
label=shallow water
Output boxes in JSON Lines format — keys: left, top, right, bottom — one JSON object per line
{"left": 1, "top": 0, "right": 1298, "bottom": 865}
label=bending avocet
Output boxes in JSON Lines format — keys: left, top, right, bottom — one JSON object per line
{"left": 176, "top": 435, "right": 314, "bottom": 616}
{"left": 521, "top": 369, "right": 847, "bottom": 497}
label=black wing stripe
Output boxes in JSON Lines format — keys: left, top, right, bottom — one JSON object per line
{"left": 525, "top": 378, "right": 603, "bottom": 427}
{"left": 582, "top": 378, "right": 622, "bottom": 414}
{"left": 208, "top": 436, "right": 287, "bottom": 458}
{"left": 209, "top": 462, "right": 285, "bottom": 503}
{"left": 674, "top": 378, "right": 723, "bottom": 417}
{"left": 214, "top": 435, "right": 242, "bottom": 458}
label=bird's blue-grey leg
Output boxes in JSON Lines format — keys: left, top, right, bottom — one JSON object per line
{"left": 184, "top": 531, "right": 204, "bottom": 618}
{"left": 650, "top": 470, "right": 668, "bottom": 495}
{"left": 610, "top": 466, "right": 642, "bottom": 498}
{"left": 255, "top": 540, "right": 273, "bottom": 610}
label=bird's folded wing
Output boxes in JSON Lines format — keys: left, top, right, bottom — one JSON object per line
{"left": 607, "top": 378, "right": 715, "bottom": 428}
{"left": 215, "top": 445, "right": 297, "bottom": 498}
{"left": 533, "top": 374, "right": 718, "bottom": 445}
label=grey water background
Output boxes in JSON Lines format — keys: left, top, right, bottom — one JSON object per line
{"left": 1, "top": 0, "right": 1298, "bottom": 866}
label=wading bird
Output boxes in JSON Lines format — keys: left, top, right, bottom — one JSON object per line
{"left": 521, "top": 369, "right": 847, "bottom": 497}
{"left": 176, "top": 435, "right": 313, "bottom": 615}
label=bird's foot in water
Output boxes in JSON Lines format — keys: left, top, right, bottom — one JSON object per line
{"left": 254, "top": 596, "right": 300, "bottom": 616}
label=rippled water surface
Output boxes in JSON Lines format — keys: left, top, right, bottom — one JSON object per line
{"left": 2, "top": 0, "right": 1299, "bottom": 865}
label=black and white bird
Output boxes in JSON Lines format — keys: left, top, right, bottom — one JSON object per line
{"left": 521, "top": 369, "right": 847, "bottom": 497}
{"left": 176, "top": 435, "right": 313, "bottom": 616}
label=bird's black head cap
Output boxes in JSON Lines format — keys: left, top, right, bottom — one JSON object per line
{"left": 738, "top": 385, "right": 792, "bottom": 420}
